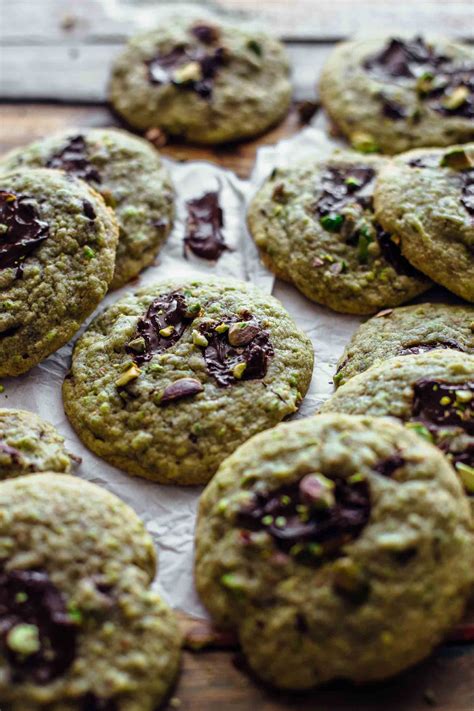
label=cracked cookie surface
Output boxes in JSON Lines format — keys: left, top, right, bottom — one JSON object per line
{"left": 63, "top": 277, "right": 313, "bottom": 485}
{"left": 1, "top": 128, "right": 175, "bottom": 290}
{"left": 195, "top": 413, "right": 473, "bottom": 688}
{"left": 0, "top": 168, "right": 118, "bottom": 377}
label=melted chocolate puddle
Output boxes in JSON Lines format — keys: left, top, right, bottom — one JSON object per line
{"left": 198, "top": 313, "right": 273, "bottom": 387}
{"left": 236, "top": 473, "right": 371, "bottom": 564}
{"left": 184, "top": 191, "right": 229, "bottom": 260}
{"left": 46, "top": 135, "right": 102, "bottom": 183}
{"left": 0, "top": 190, "right": 49, "bottom": 273}
{"left": 125, "top": 292, "right": 195, "bottom": 365}
{"left": 364, "top": 37, "right": 474, "bottom": 119}
{"left": 0, "top": 569, "right": 77, "bottom": 684}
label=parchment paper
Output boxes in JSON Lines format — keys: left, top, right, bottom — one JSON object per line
{"left": 1, "top": 129, "right": 363, "bottom": 618}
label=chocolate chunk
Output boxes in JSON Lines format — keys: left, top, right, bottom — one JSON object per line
{"left": 0, "top": 569, "right": 77, "bottom": 684}
{"left": 315, "top": 165, "right": 376, "bottom": 219}
{"left": 46, "top": 135, "right": 101, "bottom": 183}
{"left": 146, "top": 45, "right": 226, "bottom": 99}
{"left": 198, "top": 314, "right": 274, "bottom": 387}
{"left": 184, "top": 191, "right": 229, "bottom": 260}
{"left": 125, "top": 292, "right": 196, "bottom": 365}
{"left": 0, "top": 190, "right": 49, "bottom": 272}
{"left": 461, "top": 172, "right": 474, "bottom": 216}
{"left": 408, "top": 155, "right": 442, "bottom": 169}
{"left": 373, "top": 454, "right": 405, "bottom": 478}
{"left": 380, "top": 95, "right": 408, "bottom": 120}
{"left": 81, "top": 694, "right": 118, "bottom": 711}
{"left": 375, "top": 227, "right": 420, "bottom": 276}
{"left": 398, "top": 339, "right": 464, "bottom": 356}
{"left": 159, "top": 377, "right": 204, "bottom": 404}
{"left": 236, "top": 474, "right": 370, "bottom": 564}
{"left": 364, "top": 36, "right": 474, "bottom": 118}
{"left": 82, "top": 200, "right": 96, "bottom": 221}
{"left": 412, "top": 379, "right": 473, "bottom": 435}
{"left": 296, "top": 100, "right": 320, "bottom": 124}
{"left": 191, "top": 23, "right": 220, "bottom": 44}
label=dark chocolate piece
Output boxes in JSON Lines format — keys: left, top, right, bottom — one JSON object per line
{"left": 81, "top": 694, "right": 118, "bottom": 711}
{"left": 461, "top": 172, "right": 474, "bottom": 216}
{"left": 375, "top": 227, "right": 422, "bottom": 277}
{"left": 315, "top": 165, "right": 376, "bottom": 218}
{"left": 0, "top": 569, "right": 77, "bottom": 684}
{"left": 236, "top": 473, "right": 371, "bottom": 564}
{"left": 373, "top": 454, "right": 405, "bottom": 478}
{"left": 380, "top": 95, "right": 408, "bottom": 120}
{"left": 0, "top": 190, "right": 49, "bottom": 272}
{"left": 184, "top": 191, "right": 229, "bottom": 260}
{"left": 82, "top": 200, "right": 96, "bottom": 221}
{"left": 191, "top": 23, "right": 220, "bottom": 44}
{"left": 412, "top": 379, "right": 473, "bottom": 435}
{"left": 198, "top": 313, "right": 273, "bottom": 387}
{"left": 364, "top": 37, "right": 448, "bottom": 79}
{"left": 46, "top": 135, "right": 101, "bottom": 183}
{"left": 125, "top": 292, "right": 195, "bottom": 365}
{"left": 146, "top": 45, "right": 226, "bottom": 99}
{"left": 398, "top": 339, "right": 463, "bottom": 356}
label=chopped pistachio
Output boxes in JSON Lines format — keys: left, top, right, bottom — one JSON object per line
{"left": 192, "top": 330, "right": 209, "bottom": 347}
{"left": 220, "top": 573, "right": 243, "bottom": 591}
{"left": 275, "top": 516, "right": 287, "bottom": 528}
{"left": 351, "top": 131, "right": 379, "bottom": 154}
{"left": 348, "top": 472, "right": 365, "bottom": 484}
{"left": 115, "top": 363, "right": 141, "bottom": 387}
{"left": 15, "top": 591, "right": 28, "bottom": 603}
{"left": 228, "top": 322, "right": 259, "bottom": 347}
{"left": 320, "top": 213, "right": 344, "bottom": 232}
{"left": 247, "top": 39, "right": 262, "bottom": 56}
{"left": 456, "top": 390, "right": 472, "bottom": 403}
{"left": 262, "top": 514, "right": 273, "bottom": 526}
{"left": 159, "top": 325, "right": 175, "bottom": 338}
{"left": 6, "top": 624, "right": 40, "bottom": 656}
{"left": 126, "top": 336, "right": 146, "bottom": 354}
{"left": 439, "top": 396, "right": 451, "bottom": 406}
{"left": 215, "top": 322, "right": 229, "bottom": 333}
{"left": 173, "top": 61, "right": 202, "bottom": 83}
{"left": 441, "top": 85, "right": 469, "bottom": 110}
{"left": 232, "top": 362, "right": 247, "bottom": 379}
{"left": 440, "top": 147, "right": 474, "bottom": 170}
{"left": 456, "top": 462, "right": 474, "bottom": 494}
{"left": 83, "top": 245, "right": 95, "bottom": 259}
{"left": 405, "top": 421, "right": 433, "bottom": 442}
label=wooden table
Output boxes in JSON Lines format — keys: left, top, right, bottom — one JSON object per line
{"left": 1, "top": 1, "right": 473, "bottom": 708}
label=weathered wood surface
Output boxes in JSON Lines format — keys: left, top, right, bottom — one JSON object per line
{"left": 1, "top": 1, "right": 474, "bottom": 708}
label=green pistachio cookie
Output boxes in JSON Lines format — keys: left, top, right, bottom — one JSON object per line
{"left": 63, "top": 277, "right": 313, "bottom": 485}
{"left": 1, "top": 128, "right": 175, "bottom": 289}
{"left": 0, "top": 473, "right": 181, "bottom": 711}
{"left": 321, "top": 350, "right": 474, "bottom": 508}
{"left": 0, "top": 408, "right": 76, "bottom": 479}
{"left": 248, "top": 152, "right": 430, "bottom": 315}
{"left": 109, "top": 18, "right": 291, "bottom": 144}
{"left": 335, "top": 303, "right": 474, "bottom": 387}
{"left": 195, "top": 413, "right": 473, "bottom": 689}
{"left": 374, "top": 144, "right": 474, "bottom": 302}
{"left": 0, "top": 168, "right": 118, "bottom": 377}
{"left": 319, "top": 36, "right": 474, "bottom": 154}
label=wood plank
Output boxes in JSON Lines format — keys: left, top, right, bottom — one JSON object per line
{"left": 0, "top": 103, "right": 317, "bottom": 179}
{"left": 0, "top": 43, "right": 328, "bottom": 102}
{"left": 1, "top": 0, "right": 473, "bottom": 43}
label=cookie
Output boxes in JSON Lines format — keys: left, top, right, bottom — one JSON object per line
{"left": 0, "top": 408, "right": 75, "bottom": 479}
{"left": 321, "top": 350, "right": 474, "bottom": 507}
{"left": 195, "top": 413, "right": 473, "bottom": 689}
{"left": 335, "top": 303, "right": 474, "bottom": 387}
{"left": 319, "top": 36, "right": 474, "bottom": 154}
{"left": 0, "top": 474, "right": 181, "bottom": 711}
{"left": 1, "top": 128, "right": 175, "bottom": 290}
{"left": 374, "top": 144, "right": 474, "bottom": 301}
{"left": 248, "top": 152, "right": 430, "bottom": 315}
{"left": 0, "top": 168, "right": 118, "bottom": 377}
{"left": 109, "top": 18, "right": 291, "bottom": 144}
{"left": 63, "top": 277, "right": 314, "bottom": 485}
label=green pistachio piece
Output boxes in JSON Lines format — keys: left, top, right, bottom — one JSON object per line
{"left": 215, "top": 322, "right": 229, "bottom": 334}
{"left": 6, "top": 624, "right": 40, "bottom": 656}
{"left": 320, "top": 213, "right": 344, "bottom": 232}
{"left": 159, "top": 325, "right": 175, "bottom": 338}
{"left": 456, "top": 462, "right": 474, "bottom": 495}
{"left": 441, "top": 85, "right": 469, "bottom": 110}
{"left": 351, "top": 131, "right": 379, "bottom": 154}
{"left": 405, "top": 421, "right": 434, "bottom": 442}
{"left": 115, "top": 363, "right": 141, "bottom": 387}
{"left": 192, "top": 330, "right": 209, "bottom": 347}
{"left": 126, "top": 337, "right": 146, "bottom": 354}
{"left": 173, "top": 61, "right": 202, "bottom": 83}
{"left": 232, "top": 362, "right": 247, "bottom": 379}
{"left": 440, "top": 147, "right": 474, "bottom": 170}
{"left": 228, "top": 322, "right": 260, "bottom": 347}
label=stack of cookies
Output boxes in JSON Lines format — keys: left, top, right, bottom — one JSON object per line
{"left": 0, "top": 17, "right": 473, "bottom": 709}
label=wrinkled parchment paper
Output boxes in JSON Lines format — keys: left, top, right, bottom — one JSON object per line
{"left": 2, "top": 129, "right": 363, "bottom": 618}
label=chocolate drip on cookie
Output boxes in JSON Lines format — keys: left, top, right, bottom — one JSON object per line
{"left": 46, "top": 135, "right": 102, "bottom": 183}
{"left": 0, "top": 190, "right": 49, "bottom": 272}
{"left": 0, "top": 569, "right": 78, "bottom": 683}
{"left": 197, "top": 313, "right": 273, "bottom": 387}
{"left": 125, "top": 292, "right": 196, "bottom": 365}
{"left": 236, "top": 472, "right": 371, "bottom": 564}
{"left": 184, "top": 191, "right": 229, "bottom": 260}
